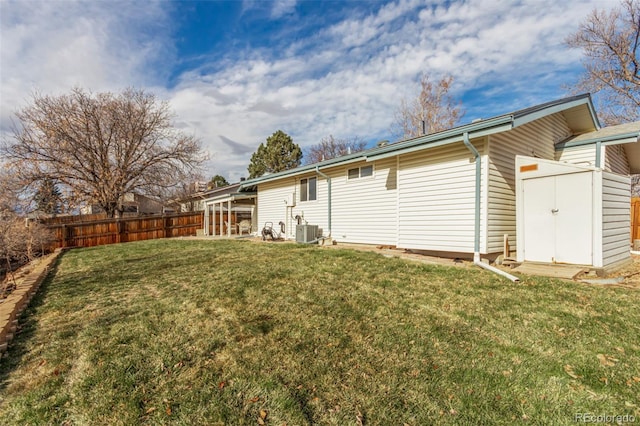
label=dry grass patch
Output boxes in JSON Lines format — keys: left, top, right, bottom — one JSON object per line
{"left": 0, "top": 239, "right": 638, "bottom": 425}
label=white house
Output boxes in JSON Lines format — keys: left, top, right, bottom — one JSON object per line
{"left": 239, "top": 94, "right": 639, "bottom": 271}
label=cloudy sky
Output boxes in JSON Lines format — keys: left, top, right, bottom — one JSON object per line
{"left": 0, "top": 0, "right": 620, "bottom": 182}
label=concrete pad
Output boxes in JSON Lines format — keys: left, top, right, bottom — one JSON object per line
{"left": 512, "top": 262, "right": 588, "bottom": 280}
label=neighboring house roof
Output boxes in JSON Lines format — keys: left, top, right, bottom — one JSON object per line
{"left": 181, "top": 182, "right": 257, "bottom": 204}
{"left": 556, "top": 121, "right": 640, "bottom": 174}
{"left": 179, "top": 183, "right": 242, "bottom": 202}
{"left": 240, "top": 93, "right": 610, "bottom": 189}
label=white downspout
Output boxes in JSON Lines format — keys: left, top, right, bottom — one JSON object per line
{"left": 463, "top": 132, "right": 520, "bottom": 283}
{"left": 315, "top": 166, "right": 332, "bottom": 238}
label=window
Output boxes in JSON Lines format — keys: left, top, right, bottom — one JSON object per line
{"left": 300, "top": 177, "right": 317, "bottom": 201}
{"left": 347, "top": 165, "right": 374, "bottom": 179}
{"left": 360, "top": 165, "right": 373, "bottom": 177}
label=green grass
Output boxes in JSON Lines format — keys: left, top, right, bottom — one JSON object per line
{"left": 0, "top": 239, "right": 638, "bottom": 425}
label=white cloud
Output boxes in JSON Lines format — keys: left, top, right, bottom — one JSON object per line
{"left": 0, "top": 0, "right": 171, "bottom": 128}
{"left": 271, "top": 0, "right": 297, "bottom": 19}
{"left": 1, "top": 0, "right": 621, "bottom": 182}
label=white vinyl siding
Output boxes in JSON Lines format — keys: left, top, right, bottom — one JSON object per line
{"left": 604, "top": 144, "right": 630, "bottom": 175}
{"left": 555, "top": 144, "right": 630, "bottom": 174}
{"left": 257, "top": 160, "right": 396, "bottom": 244}
{"left": 257, "top": 179, "right": 297, "bottom": 238}
{"left": 555, "top": 145, "right": 598, "bottom": 167}
{"left": 331, "top": 158, "right": 397, "bottom": 245}
{"left": 259, "top": 176, "right": 329, "bottom": 239}
{"left": 397, "top": 140, "right": 486, "bottom": 253}
{"left": 601, "top": 172, "right": 631, "bottom": 267}
{"left": 488, "top": 114, "right": 572, "bottom": 254}
{"left": 290, "top": 173, "right": 328, "bottom": 237}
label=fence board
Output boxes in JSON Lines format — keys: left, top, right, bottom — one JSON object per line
{"left": 633, "top": 197, "right": 640, "bottom": 242}
{"left": 44, "top": 212, "right": 203, "bottom": 249}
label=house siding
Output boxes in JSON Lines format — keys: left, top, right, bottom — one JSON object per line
{"left": 330, "top": 158, "right": 398, "bottom": 245}
{"left": 604, "top": 144, "right": 630, "bottom": 175}
{"left": 488, "top": 114, "right": 572, "bottom": 254}
{"left": 257, "top": 178, "right": 299, "bottom": 239}
{"left": 555, "top": 145, "right": 598, "bottom": 167}
{"left": 397, "top": 139, "right": 487, "bottom": 253}
{"left": 257, "top": 159, "right": 397, "bottom": 243}
{"left": 601, "top": 172, "right": 631, "bottom": 267}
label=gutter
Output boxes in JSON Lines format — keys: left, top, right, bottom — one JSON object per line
{"left": 555, "top": 130, "right": 640, "bottom": 150}
{"left": 315, "top": 166, "right": 332, "bottom": 236}
{"left": 462, "top": 132, "right": 520, "bottom": 283}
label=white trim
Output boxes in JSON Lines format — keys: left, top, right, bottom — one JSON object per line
{"left": 593, "top": 170, "right": 603, "bottom": 268}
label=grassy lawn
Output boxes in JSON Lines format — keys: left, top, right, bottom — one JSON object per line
{"left": 0, "top": 239, "right": 638, "bottom": 425}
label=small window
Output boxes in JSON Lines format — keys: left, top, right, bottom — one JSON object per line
{"left": 300, "top": 177, "right": 317, "bottom": 201}
{"left": 300, "top": 179, "right": 308, "bottom": 202}
{"left": 308, "top": 177, "right": 317, "bottom": 200}
{"left": 347, "top": 165, "right": 374, "bottom": 180}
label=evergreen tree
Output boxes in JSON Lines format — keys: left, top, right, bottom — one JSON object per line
{"left": 208, "top": 174, "right": 229, "bottom": 189}
{"left": 248, "top": 130, "right": 302, "bottom": 178}
{"left": 34, "top": 178, "right": 62, "bottom": 215}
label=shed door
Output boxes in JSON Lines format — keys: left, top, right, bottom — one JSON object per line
{"left": 522, "top": 172, "right": 593, "bottom": 264}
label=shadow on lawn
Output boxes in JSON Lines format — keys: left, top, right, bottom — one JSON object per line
{"left": 0, "top": 253, "right": 65, "bottom": 394}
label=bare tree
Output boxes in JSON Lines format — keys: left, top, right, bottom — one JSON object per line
{"left": 0, "top": 170, "right": 53, "bottom": 294}
{"left": 303, "top": 135, "right": 368, "bottom": 165}
{"left": 2, "top": 88, "right": 205, "bottom": 218}
{"left": 160, "top": 172, "right": 207, "bottom": 212}
{"left": 391, "top": 74, "right": 464, "bottom": 141}
{"left": 565, "top": 0, "right": 640, "bottom": 125}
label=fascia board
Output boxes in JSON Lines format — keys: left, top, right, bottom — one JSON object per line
{"left": 365, "top": 121, "right": 513, "bottom": 162}
{"left": 513, "top": 97, "right": 597, "bottom": 128}
{"left": 555, "top": 132, "right": 640, "bottom": 150}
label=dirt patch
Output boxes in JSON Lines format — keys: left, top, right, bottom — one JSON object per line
{"left": 600, "top": 253, "right": 640, "bottom": 288}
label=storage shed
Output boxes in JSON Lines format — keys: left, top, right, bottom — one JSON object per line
{"left": 515, "top": 156, "right": 631, "bottom": 269}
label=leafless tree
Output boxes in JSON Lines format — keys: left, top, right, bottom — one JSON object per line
{"left": 391, "top": 74, "right": 465, "bottom": 141}
{"left": 161, "top": 172, "right": 207, "bottom": 212}
{"left": 2, "top": 88, "right": 205, "bottom": 218}
{"left": 303, "top": 135, "right": 368, "bottom": 164}
{"left": 565, "top": 0, "right": 639, "bottom": 126}
{"left": 0, "top": 170, "right": 53, "bottom": 295}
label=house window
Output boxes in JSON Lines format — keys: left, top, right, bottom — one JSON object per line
{"left": 300, "top": 177, "right": 317, "bottom": 201}
{"left": 347, "top": 165, "right": 374, "bottom": 179}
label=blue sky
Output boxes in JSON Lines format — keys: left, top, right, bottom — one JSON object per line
{"left": 0, "top": 0, "right": 620, "bottom": 182}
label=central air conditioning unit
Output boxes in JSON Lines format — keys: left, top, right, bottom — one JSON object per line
{"left": 296, "top": 224, "right": 318, "bottom": 243}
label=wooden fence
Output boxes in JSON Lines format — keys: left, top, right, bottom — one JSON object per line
{"left": 633, "top": 197, "right": 640, "bottom": 242}
{"left": 40, "top": 212, "right": 138, "bottom": 225}
{"left": 43, "top": 211, "right": 204, "bottom": 249}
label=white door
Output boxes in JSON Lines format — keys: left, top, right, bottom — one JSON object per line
{"left": 522, "top": 172, "right": 593, "bottom": 264}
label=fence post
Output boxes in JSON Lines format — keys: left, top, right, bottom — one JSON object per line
{"left": 61, "top": 224, "right": 68, "bottom": 248}
{"left": 163, "top": 215, "right": 169, "bottom": 239}
{"left": 115, "top": 219, "right": 125, "bottom": 244}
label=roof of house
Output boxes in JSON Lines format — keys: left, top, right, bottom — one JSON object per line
{"left": 556, "top": 121, "right": 640, "bottom": 174}
{"left": 240, "top": 93, "right": 639, "bottom": 188}
{"left": 188, "top": 181, "right": 258, "bottom": 204}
